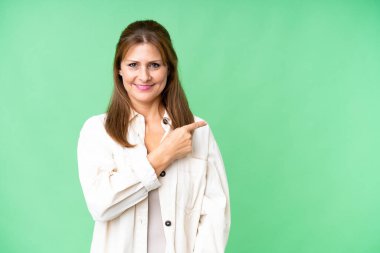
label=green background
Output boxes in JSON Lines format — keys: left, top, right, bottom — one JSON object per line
{"left": 1, "top": 0, "right": 379, "bottom": 252}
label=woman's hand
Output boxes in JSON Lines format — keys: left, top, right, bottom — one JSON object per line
{"left": 147, "top": 121, "right": 207, "bottom": 175}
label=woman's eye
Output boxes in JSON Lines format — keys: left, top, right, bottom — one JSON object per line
{"left": 128, "top": 63, "right": 137, "bottom": 68}
{"left": 150, "top": 63, "right": 160, "bottom": 69}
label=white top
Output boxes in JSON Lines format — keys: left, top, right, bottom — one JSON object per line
{"left": 147, "top": 116, "right": 170, "bottom": 253}
{"left": 148, "top": 189, "right": 166, "bottom": 253}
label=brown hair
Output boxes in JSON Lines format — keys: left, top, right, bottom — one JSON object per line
{"left": 105, "top": 20, "right": 194, "bottom": 147}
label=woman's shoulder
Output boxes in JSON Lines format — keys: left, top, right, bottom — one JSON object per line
{"left": 193, "top": 115, "right": 211, "bottom": 134}
{"left": 192, "top": 114, "right": 220, "bottom": 144}
{"left": 79, "top": 113, "right": 108, "bottom": 136}
{"left": 191, "top": 115, "right": 213, "bottom": 157}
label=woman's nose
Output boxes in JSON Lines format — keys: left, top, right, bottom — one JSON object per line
{"left": 138, "top": 67, "right": 151, "bottom": 82}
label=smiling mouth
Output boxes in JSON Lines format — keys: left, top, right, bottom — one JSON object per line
{"left": 133, "top": 83, "right": 156, "bottom": 91}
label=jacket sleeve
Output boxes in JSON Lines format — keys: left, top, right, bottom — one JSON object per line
{"left": 77, "top": 116, "right": 161, "bottom": 222}
{"left": 193, "top": 127, "right": 231, "bottom": 253}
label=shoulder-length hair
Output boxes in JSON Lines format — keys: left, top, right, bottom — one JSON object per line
{"left": 105, "top": 20, "right": 194, "bottom": 147}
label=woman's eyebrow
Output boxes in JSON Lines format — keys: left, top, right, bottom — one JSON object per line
{"left": 125, "top": 59, "right": 163, "bottom": 63}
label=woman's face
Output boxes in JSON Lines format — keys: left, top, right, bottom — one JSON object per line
{"left": 119, "top": 43, "right": 168, "bottom": 107}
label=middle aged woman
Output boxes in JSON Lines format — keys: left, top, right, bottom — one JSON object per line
{"left": 77, "top": 20, "right": 230, "bottom": 253}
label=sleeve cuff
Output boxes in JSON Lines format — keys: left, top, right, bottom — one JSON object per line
{"left": 130, "top": 154, "right": 161, "bottom": 192}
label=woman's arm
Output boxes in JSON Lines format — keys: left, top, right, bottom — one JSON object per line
{"left": 193, "top": 128, "right": 231, "bottom": 253}
{"left": 77, "top": 116, "right": 161, "bottom": 222}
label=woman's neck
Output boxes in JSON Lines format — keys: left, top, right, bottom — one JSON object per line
{"left": 131, "top": 100, "right": 164, "bottom": 123}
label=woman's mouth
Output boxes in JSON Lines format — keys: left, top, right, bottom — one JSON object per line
{"left": 133, "top": 83, "right": 155, "bottom": 91}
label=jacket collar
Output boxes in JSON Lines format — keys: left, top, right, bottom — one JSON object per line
{"left": 129, "top": 107, "right": 172, "bottom": 129}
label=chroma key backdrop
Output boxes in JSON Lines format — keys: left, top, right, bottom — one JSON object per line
{"left": 1, "top": 0, "right": 380, "bottom": 252}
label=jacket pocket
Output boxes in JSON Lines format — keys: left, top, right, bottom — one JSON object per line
{"left": 176, "top": 157, "right": 207, "bottom": 211}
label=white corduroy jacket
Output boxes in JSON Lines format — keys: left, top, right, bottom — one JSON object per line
{"left": 77, "top": 111, "right": 230, "bottom": 253}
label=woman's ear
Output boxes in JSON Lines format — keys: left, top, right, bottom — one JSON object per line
{"left": 119, "top": 70, "right": 122, "bottom": 76}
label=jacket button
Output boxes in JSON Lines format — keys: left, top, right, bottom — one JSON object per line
{"left": 163, "top": 117, "right": 169, "bottom": 125}
{"left": 160, "top": 171, "right": 166, "bottom": 177}
{"left": 165, "top": 220, "right": 171, "bottom": 227}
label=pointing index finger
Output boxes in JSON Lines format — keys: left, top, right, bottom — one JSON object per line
{"left": 183, "top": 121, "right": 207, "bottom": 132}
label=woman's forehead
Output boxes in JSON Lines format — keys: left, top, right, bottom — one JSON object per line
{"left": 122, "top": 43, "right": 167, "bottom": 64}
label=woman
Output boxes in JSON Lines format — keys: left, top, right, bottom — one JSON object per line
{"left": 77, "top": 20, "right": 230, "bottom": 253}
